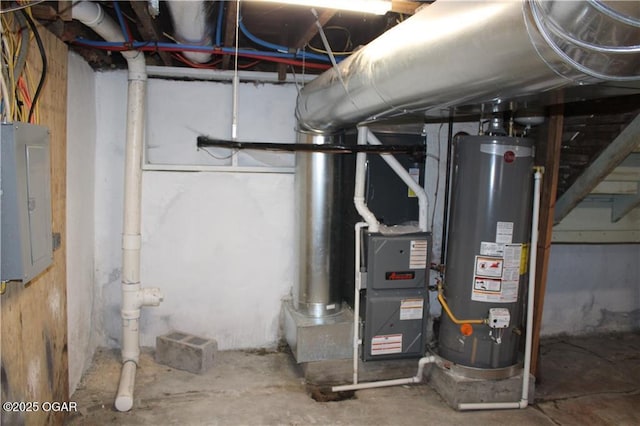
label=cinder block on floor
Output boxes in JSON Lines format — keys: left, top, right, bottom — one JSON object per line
{"left": 155, "top": 331, "right": 217, "bottom": 374}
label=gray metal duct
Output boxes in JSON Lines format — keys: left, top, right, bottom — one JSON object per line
{"left": 294, "top": 132, "right": 344, "bottom": 317}
{"left": 295, "top": 0, "right": 640, "bottom": 133}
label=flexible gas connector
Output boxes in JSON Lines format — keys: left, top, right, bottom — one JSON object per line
{"left": 437, "top": 280, "right": 486, "bottom": 325}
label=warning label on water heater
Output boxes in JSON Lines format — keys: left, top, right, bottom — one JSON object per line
{"left": 472, "top": 243, "right": 523, "bottom": 303}
{"left": 496, "top": 221, "right": 514, "bottom": 244}
{"left": 475, "top": 256, "right": 504, "bottom": 278}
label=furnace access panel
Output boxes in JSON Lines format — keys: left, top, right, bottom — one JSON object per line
{"left": 363, "top": 232, "right": 431, "bottom": 361}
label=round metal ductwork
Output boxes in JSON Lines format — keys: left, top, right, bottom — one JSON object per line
{"left": 529, "top": 0, "right": 640, "bottom": 81}
{"left": 295, "top": 0, "right": 640, "bottom": 134}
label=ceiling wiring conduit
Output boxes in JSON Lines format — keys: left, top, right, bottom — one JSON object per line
{"left": 295, "top": 0, "right": 640, "bottom": 133}
{"left": 72, "top": 0, "right": 163, "bottom": 413}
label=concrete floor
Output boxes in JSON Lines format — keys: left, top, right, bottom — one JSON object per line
{"left": 66, "top": 332, "right": 640, "bottom": 426}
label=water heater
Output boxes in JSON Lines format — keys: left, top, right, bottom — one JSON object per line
{"left": 439, "top": 134, "right": 534, "bottom": 370}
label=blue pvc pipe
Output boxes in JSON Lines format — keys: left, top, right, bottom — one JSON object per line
{"left": 237, "top": 19, "right": 334, "bottom": 62}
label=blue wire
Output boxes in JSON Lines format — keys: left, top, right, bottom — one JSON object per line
{"left": 237, "top": 19, "right": 333, "bottom": 62}
{"left": 238, "top": 20, "right": 287, "bottom": 54}
{"left": 215, "top": 2, "right": 224, "bottom": 46}
{"left": 112, "top": 1, "right": 130, "bottom": 42}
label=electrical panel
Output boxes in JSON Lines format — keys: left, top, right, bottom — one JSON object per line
{"left": 362, "top": 232, "right": 430, "bottom": 361}
{"left": 1, "top": 122, "right": 52, "bottom": 283}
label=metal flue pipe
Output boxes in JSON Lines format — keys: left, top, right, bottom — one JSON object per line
{"left": 72, "top": 1, "right": 163, "bottom": 412}
{"left": 296, "top": 0, "right": 640, "bottom": 133}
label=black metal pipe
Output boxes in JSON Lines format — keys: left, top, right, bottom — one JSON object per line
{"left": 197, "top": 136, "right": 425, "bottom": 155}
{"left": 440, "top": 113, "right": 455, "bottom": 265}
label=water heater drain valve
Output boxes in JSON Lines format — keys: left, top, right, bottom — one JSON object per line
{"left": 488, "top": 308, "right": 510, "bottom": 329}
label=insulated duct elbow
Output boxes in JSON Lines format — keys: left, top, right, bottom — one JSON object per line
{"left": 295, "top": 0, "right": 640, "bottom": 133}
{"left": 166, "top": 1, "right": 212, "bottom": 63}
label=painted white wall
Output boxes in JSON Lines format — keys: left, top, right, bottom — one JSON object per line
{"left": 66, "top": 52, "right": 97, "bottom": 393}
{"left": 94, "top": 71, "right": 296, "bottom": 350}
{"left": 541, "top": 244, "right": 640, "bottom": 335}
{"left": 94, "top": 71, "right": 127, "bottom": 348}
{"left": 145, "top": 78, "right": 297, "bottom": 168}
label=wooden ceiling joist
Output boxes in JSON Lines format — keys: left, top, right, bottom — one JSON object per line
{"left": 129, "top": 1, "right": 173, "bottom": 66}
{"left": 221, "top": 1, "right": 239, "bottom": 70}
{"left": 276, "top": 9, "right": 336, "bottom": 81}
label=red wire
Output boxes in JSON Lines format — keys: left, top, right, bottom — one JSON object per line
{"left": 173, "top": 53, "right": 222, "bottom": 69}
{"left": 238, "top": 60, "right": 261, "bottom": 69}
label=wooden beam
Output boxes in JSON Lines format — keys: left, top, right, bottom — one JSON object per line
{"left": 130, "top": 1, "right": 173, "bottom": 66}
{"left": 1, "top": 21, "right": 69, "bottom": 426}
{"left": 531, "top": 100, "right": 564, "bottom": 378}
{"left": 277, "top": 29, "right": 289, "bottom": 82}
{"left": 612, "top": 191, "right": 640, "bottom": 222}
{"left": 222, "top": 1, "right": 239, "bottom": 70}
{"left": 58, "top": 0, "right": 73, "bottom": 21}
{"left": 391, "top": 0, "right": 424, "bottom": 15}
{"left": 554, "top": 113, "right": 640, "bottom": 224}
{"left": 275, "top": 10, "right": 336, "bottom": 81}
{"left": 31, "top": 4, "right": 59, "bottom": 20}
{"left": 294, "top": 9, "right": 336, "bottom": 49}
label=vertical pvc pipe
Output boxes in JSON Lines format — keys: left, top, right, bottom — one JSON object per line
{"left": 366, "top": 129, "right": 428, "bottom": 232}
{"left": 351, "top": 222, "right": 368, "bottom": 385}
{"left": 72, "top": 1, "right": 163, "bottom": 412}
{"left": 457, "top": 168, "right": 542, "bottom": 411}
{"left": 354, "top": 127, "right": 380, "bottom": 233}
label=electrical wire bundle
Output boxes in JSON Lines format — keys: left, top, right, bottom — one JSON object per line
{"left": 1, "top": 1, "right": 47, "bottom": 124}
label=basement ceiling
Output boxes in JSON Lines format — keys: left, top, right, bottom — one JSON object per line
{"left": 28, "top": 1, "right": 640, "bottom": 222}
{"left": 38, "top": 1, "right": 425, "bottom": 73}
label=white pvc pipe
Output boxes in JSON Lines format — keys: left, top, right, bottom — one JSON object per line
{"left": 366, "top": 130, "right": 429, "bottom": 232}
{"left": 114, "top": 360, "right": 136, "bottom": 412}
{"left": 354, "top": 127, "right": 380, "bottom": 233}
{"left": 458, "top": 168, "right": 543, "bottom": 411}
{"left": 342, "top": 126, "right": 432, "bottom": 392}
{"left": 333, "top": 355, "right": 436, "bottom": 392}
{"left": 351, "top": 222, "right": 368, "bottom": 385}
{"left": 73, "top": 1, "right": 163, "bottom": 412}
